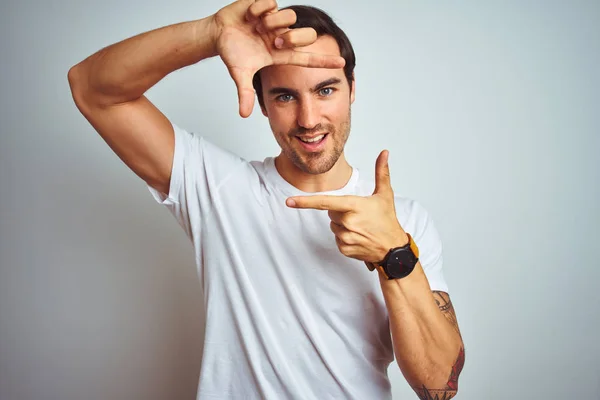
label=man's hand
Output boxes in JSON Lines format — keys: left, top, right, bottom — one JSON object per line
{"left": 286, "top": 150, "right": 408, "bottom": 263}
{"left": 211, "top": 0, "right": 346, "bottom": 118}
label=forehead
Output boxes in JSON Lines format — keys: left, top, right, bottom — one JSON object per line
{"left": 260, "top": 35, "right": 346, "bottom": 89}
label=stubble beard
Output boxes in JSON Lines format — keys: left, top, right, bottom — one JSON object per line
{"left": 278, "top": 108, "right": 352, "bottom": 175}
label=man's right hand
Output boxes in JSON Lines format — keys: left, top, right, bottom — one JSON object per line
{"left": 211, "top": 0, "right": 346, "bottom": 117}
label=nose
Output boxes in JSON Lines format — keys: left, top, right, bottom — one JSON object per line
{"left": 297, "top": 98, "right": 320, "bottom": 130}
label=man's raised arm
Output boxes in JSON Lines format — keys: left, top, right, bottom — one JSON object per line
{"left": 67, "top": 0, "right": 345, "bottom": 194}
{"left": 68, "top": 17, "right": 218, "bottom": 194}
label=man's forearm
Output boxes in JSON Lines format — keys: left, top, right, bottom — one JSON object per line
{"left": 69, "top": 16, "right": 218, "bottom": 105}
{"left": 378, "top": 263, "right": 464, "bottom": 398}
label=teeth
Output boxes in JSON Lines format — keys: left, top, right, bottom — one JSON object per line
{"left": 299, "top": 134, "right": 325, "bottom": 143}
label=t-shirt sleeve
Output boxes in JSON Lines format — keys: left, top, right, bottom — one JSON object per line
{"left": 147, "top": 121, "right": 245, "bottom": 242}
{"left": 399, "top": 199, "right": 450, "bottom": 293}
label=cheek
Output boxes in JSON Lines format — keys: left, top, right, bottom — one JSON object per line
{"left": 326, "top": 101, "right": 350, "bottom": 122}
{"left": 267, "top": 106, "right": 296, "bottom": 130}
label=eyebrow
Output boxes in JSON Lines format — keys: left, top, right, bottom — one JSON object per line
{"left": 268, "top": 77, "right": 342, "bottom": 97}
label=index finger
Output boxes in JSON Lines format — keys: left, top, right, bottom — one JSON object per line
{"left": 286, "top": 195, "right": 357, "bottom": 212}
{"left": 274, "top": 50, "right": 346, "bottom": 69}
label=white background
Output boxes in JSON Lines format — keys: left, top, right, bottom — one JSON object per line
{"left": 1, "top": 0, "right": 599, "bottom": 399}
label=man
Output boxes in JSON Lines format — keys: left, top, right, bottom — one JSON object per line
{"left": 68, "top": 0, "right": 465, "bottom": 398}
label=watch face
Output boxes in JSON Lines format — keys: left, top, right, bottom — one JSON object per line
{"left": 385, "top": 248, "right": 418, "bottom": 279}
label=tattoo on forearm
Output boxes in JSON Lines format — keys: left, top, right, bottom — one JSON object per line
{"left": 411, "top": 291, "right": 465, "bottom": 399}
{"left": 414, "top": 386, "right": 455, "bottom": 400}
{"left": 432, "top": 291, "right": 462, "bottom": 338}
{"left": 447, "top": 346, "right": 465, "bottom": 390}
{"left": 413, "top": 346, "right": 465, "bottom": 400}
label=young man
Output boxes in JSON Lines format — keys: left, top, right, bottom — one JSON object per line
{"left": 68, "top": 0, "right": 465, "bottom": 398}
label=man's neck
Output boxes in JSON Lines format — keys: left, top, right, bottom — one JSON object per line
{"left": 274, "top": 153, "right": 353, "bottom": 193}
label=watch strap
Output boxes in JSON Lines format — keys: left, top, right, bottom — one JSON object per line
{"left": 364, "top": 233, "right": 419, "bottom": 278}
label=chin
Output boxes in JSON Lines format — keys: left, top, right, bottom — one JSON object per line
{"left": 293, "top": 151, "right": 340, "bottom": 175}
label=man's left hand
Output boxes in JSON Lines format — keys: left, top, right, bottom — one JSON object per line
{"left": 286, "top": 150, "right": 409, "bottom": 263}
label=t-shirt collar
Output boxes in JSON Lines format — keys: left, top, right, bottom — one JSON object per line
{"left": 264, "top": 156, "right": 360, "bottom": 197}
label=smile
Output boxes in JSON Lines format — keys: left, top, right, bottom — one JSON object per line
{"left": 296, "top": 134, "right": 328, "bottom": 152}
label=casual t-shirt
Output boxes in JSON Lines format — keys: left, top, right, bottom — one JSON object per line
{"left": 148, "top": 122, "right": 449, "bottom": 400}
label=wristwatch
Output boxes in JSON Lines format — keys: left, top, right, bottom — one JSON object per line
{"left": 365, "top": 233, "right": 419, "bottom": 280}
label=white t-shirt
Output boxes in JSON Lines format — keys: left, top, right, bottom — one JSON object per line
{"left": 148, "top": 123, "right": 449, "bottom": 400}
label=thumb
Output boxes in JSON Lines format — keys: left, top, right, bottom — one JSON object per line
{"left": 373, "top": 150, "right": 392, "bottom": 195}
{"left": 237, "top": 86, "right": 256, "bottom": 118}
{"left": 229, "top": 67, "right": 256, "bottom": 118}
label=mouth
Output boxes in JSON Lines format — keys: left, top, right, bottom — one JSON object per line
{"left": 295, "top": 133, "right": 329, "bottom": 152}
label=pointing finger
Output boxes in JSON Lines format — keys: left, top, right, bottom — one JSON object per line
{"left": 273, "top": 49, "right": 345, "bottom": 69}
{"left": 286, "top": 195, "right": 357, "bottom": 212}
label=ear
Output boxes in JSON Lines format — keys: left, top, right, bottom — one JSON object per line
{"left": 350, "top": 72, "right": 356, "bottom": 104}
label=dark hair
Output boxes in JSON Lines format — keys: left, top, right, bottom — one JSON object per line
{"left": 252, "top": 5, "right": 356, "bottom": 109}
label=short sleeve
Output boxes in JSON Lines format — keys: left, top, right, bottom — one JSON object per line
{"left": 148, "top": 122, "right": 189, "bottom": 207}
{"left": 396, "top": 199, "right": 449, "bottom": 293}
{"left": 147, "top": 121, "right": 245, "bottom": 242}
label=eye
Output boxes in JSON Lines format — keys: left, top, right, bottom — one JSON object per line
{"left": 319, "top": 87, "right": 335, "bottom": 96}
{"left": 276, "top": 94, "right": 294, "bottom": 103}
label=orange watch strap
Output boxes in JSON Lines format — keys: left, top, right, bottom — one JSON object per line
{"left": 376, "top": 265, "right": 389, "bottom": 279}
{"left": 407, "top": 233, "right": 419, "bottom": 258}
